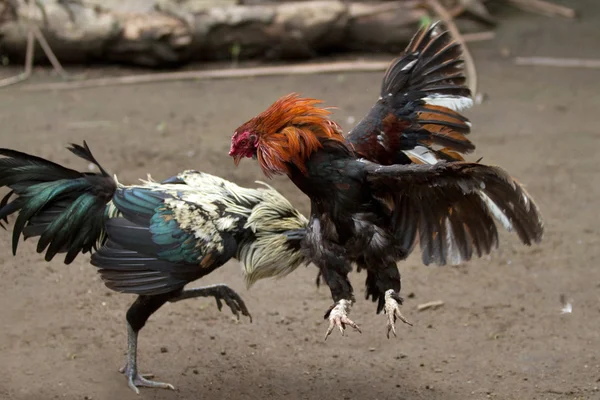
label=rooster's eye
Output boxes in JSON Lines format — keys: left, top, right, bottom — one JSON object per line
{"left": 240, "top": 139, "right": 248, "bottom": 146}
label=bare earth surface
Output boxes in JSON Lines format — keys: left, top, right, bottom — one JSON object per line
{"left": 1, "top": 2, "right": 599, "bottom": 399}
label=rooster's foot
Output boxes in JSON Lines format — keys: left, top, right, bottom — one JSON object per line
{"left": 170, "top": 284, "right": 252, "bottom": 322}
{"left": 384, "top": 289, "right": 412, "bottom": 338}
{"left": 120, "top": 363, "right": 175, "bottom": 394}
{"left": 324, "top": 299, "right": 361, "bottom": 340}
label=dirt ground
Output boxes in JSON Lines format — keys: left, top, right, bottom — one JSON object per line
{"left": 1, "top": 1, "right": 599, "bottom": 399}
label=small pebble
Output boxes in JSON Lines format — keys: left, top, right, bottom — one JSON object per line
{"left": 160, "top": 346, "right": 168, "bottom": 353}
{"left": 193, "top": 369, "right": 199, "bottom": 375}
{"left": 369, "top": 347, "right": 376, "bottom": 352}
{"left": 220, "top": 349, "right": 227, "bottom": 356}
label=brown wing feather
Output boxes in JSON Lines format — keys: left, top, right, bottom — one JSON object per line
{"left": 348, "top": 22, "right": 473, "bottom": 167}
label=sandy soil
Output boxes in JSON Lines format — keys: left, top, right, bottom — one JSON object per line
{"left": 1, "top": 1, "right": 599, "bottom": 399}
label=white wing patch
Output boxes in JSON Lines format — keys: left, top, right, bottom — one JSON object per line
{"left": 401, "top": 59, "right": 418, "bottom": 72}
{"left": 163, "top": 198, "right": 226, "bottom": 253}
{"left": 444, "top": 217, "right": 463, "bottom": 265}
{"left": 402, "top": 146, "right": 440, "bottom": 164}
{"left": 423, "top": 94, "right": 474, "bottom": 112}
{"left": 478, "top": 192, "right": 514, "bottom": 232}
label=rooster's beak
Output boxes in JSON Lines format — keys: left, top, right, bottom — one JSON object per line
{"left": 232, "top": 154, "right": 242, "bottom": 166}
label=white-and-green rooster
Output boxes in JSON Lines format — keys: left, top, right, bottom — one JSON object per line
{"left": 0, "top": 142, "right": 308, "bottom": 393}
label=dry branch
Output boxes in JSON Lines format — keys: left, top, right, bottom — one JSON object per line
{"left": 417, "top": 300, "right": 445, "bottom": 311}
{"left": 21, "top": 60, "right": 393, "bottom": 91}
{"left": 504, "top": 0, "right": 576, "bottom": 18}
{"left": 515, "top": 57, "right": 600, "bottom": 69}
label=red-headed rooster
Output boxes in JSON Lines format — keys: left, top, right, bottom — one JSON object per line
{"left": 0, "top": 142, "right": 308, "bottom": 393}
{"left": 229, "top": 22, "right": 544, "bottom": 340}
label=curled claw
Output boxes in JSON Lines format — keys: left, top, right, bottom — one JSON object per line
{"left": 171, "top": 284, "right": 252, "bottom": 323}
{"left": 324, "top": 299, "right": 361, "bottom": 341}
{"left": 325, "top": 314, "right": 361, "bottom": 340}
{"left": 214, "top": 285, "right": 253, "bottom": 323}
{"left": 384, "top": 289, "right": 413, "bottom": 339}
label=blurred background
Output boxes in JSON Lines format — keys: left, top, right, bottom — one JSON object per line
{"left": 0, "top": 1, "right": 599, "bottom": 399}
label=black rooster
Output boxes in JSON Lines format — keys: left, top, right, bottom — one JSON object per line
{"left": 229, "top": 22, "right": 544, "bottom": 340}
{"left": 0, "top": 142, "right": 308, "bottom": 393}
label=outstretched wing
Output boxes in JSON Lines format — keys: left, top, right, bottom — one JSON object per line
{"left": 362, "top": 160, "right": 544, "bottom": 266}
{"left": 346, "top": 22, "right": 474, "bottom": 166}
{"left": 91, "top": 184, "right": 244, "bottom": 295}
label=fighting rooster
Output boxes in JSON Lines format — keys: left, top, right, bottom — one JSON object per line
{"left": 0, "top": 142, "right": 307, "bottom": 393}
{"left": 229, "top": 22, "right": 544, "bottom": 340}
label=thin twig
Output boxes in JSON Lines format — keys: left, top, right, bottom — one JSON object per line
{"left": 462, "top": 31, "right": 495, "bottom": 42}
{"left": 505, "top": 0, "right": 576, "bottom": 18}
{"left": 0, "top": 0, "right": 67, "bottom": 88}
{"left": 426, "top": 0, "right": 478, "bottom": 95}
{"left": 31, "top": 24, "right": 68, "bottom": 79}
{"left": 0, "top": 0, "right": 35, "bottom": 88}
{"left": 515, "top": 57, "right": 600, "bottom": 69}
{"left": 417, "top": 300, "right": 445, "bottom": 311}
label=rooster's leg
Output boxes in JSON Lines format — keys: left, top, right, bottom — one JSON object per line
{"left": 324, "top": 299, "right": 361, "bottom": 340}
{"left": 120, "top": 294, "right": 176, "bottom": 394}
{"left": 169, "top": 284, "right": 252, "bottom": 322}
{"left": 384, "top": 289, "right": 413, "bottom": 338}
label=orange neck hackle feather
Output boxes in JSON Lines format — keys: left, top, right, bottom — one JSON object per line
{"left": 242, "top": 93, "right": 345, "bottom": 177}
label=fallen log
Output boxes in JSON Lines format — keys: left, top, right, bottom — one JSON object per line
{"left": 0, "top": 0, "right": 427, "bottom": 68}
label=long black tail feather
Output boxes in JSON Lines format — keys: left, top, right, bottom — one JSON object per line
{"left": 0, "top": 142, "right": 116, "bottom": 264}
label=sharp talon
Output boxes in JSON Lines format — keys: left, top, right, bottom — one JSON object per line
{"left": 324, "top": 322, "right": 335, "bottom": 341}
{"left": 128, "top": 381, "right": 140, "bottom": 395}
